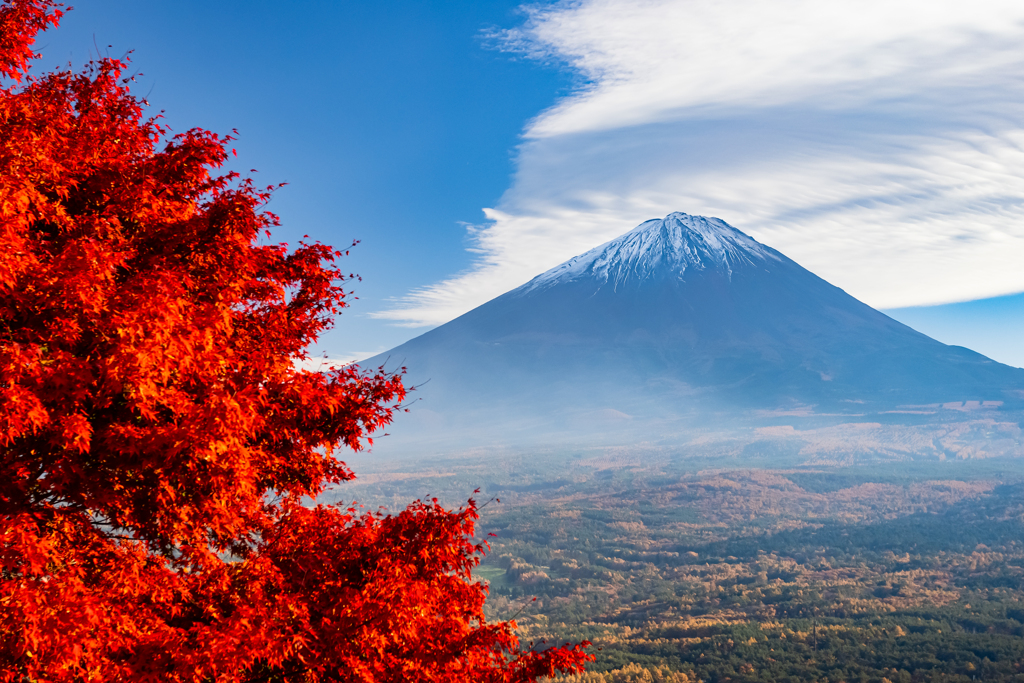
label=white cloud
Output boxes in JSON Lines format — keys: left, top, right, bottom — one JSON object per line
{"left": 509, "top": 0, "right": 1024, "bottom": 137}
{"left": 293, "top": 350, "right": 387, "bottom": 372}
{"left": 370, "top": 206, "right": 629, "bottom": 326}
{"left": 377, "top": 0, "right": 1024, "bottom": 326}
{"left": 293, "top": 357, "right": 351, "bottom": 373}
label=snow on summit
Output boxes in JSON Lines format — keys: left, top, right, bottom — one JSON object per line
{"left": 522, "top": 212, "right": 781, "bottom": 293}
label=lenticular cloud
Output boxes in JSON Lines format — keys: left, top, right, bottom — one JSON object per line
{"left": 376, "top": 0, "right": 1024, "bottom": 327}
{"left": 504, "top": 0, "right": 1024, "bottom": 137}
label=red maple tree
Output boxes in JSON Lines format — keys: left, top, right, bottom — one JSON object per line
{"left": 0, "top": 1, "right": 591, "bottom": 680}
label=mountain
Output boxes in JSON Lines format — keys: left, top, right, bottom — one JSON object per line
{"left": 364, "top": 213, "right": 1024, "bottom": 451}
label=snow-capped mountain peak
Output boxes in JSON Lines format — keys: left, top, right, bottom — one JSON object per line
{"left": 521, "top": 212, "right": 780, "bottom": 293}
{"left": 366, "top": 211, "right": 1024, "bottom": 453}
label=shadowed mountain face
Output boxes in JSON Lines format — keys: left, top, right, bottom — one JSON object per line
{"left": 365, "top": 213, "right": 1024, "bottom": 448}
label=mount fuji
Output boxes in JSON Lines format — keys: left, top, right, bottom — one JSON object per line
{"left": 364, "top": 213, "right": 1024, "bottom": 451}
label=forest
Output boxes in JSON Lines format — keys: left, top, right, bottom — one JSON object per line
{"left": 339, "top": 450, "right": 1024, "bottom": 683}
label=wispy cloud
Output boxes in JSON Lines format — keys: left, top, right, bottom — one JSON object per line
{"left": 377, "top": 0, "right": 1024, "bottom": 327}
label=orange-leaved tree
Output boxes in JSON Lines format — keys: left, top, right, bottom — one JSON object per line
{"left": 0, "top": 1, "right": 591, "bottom": 680}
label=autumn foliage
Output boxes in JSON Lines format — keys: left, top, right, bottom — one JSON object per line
{"left": 0, "top": 1, "right": 591, "bottom": 680}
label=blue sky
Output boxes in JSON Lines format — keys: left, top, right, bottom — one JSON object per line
{"left": 34, "top": 0, "right": 572, "bottom": 361}
{"left": 35, "top": 1, "right": 1024, "bottom": 367}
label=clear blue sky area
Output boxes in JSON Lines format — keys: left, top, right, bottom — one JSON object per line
{"left": 33, "top": 0, "right": 571, "bottom": 357}
{"left": 29, "top": 1, "right": 1024, "bottom": 369}
{"left": 885, "top": 295, "right": 1024, "bottom": 369}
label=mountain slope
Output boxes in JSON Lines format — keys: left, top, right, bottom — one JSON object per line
{"left": 365, "top": 213, "right": 1024, "bottom": 447}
